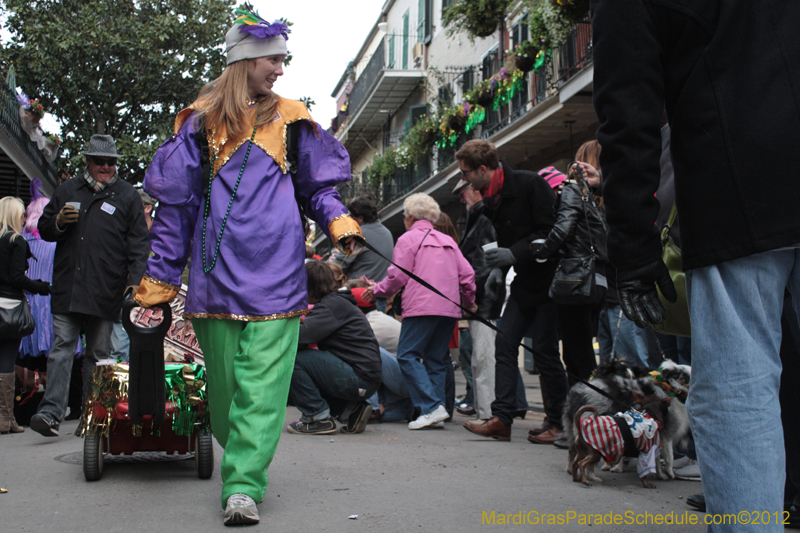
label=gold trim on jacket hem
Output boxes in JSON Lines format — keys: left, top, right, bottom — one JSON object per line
{"left": 185, "top": 308, "right": 308, "bottom": 322}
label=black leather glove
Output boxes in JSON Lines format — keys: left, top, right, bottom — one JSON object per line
{"left": 36, "top": 280, "right": 51, "bottom": 295}
{"left": 485, "top": 247, "right": 516, "bottom": 268}
{"left": 616, "top": 259, "right": 677, "bottom": 328}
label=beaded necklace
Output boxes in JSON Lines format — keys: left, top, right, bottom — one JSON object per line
{"left": 201, "top": 117, "right": 259, "bottom": 273}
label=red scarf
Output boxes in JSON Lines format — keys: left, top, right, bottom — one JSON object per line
{"left": 480, "top": 166, "right": 505, "bottom": 199}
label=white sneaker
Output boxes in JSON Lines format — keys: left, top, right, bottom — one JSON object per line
{"left": 674, "top": 459, "right": 702, "bottom": 481}
{"left": 408, "top": 405, "right": 448, "bottom": 430}
{"left": 224, "top": 493, "right": 259, "bottom": 526}
{"left": 430, "top": 421, "right": 445, "bottom": 429}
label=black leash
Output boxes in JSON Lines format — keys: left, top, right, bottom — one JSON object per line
{"left": 353, "top": 234, "right": 637, "bottom": 413}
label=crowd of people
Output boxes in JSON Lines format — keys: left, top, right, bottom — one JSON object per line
{"left": 2, "top": 2, "right": 800, "bottom": 531}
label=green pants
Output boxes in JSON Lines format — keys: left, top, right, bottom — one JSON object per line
{"left": 192, "top": 317, "right": 299, "bottom": 508}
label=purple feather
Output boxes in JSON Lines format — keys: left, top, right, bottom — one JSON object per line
{"left": 29, "top": 177, "right": 45, "bottom": 201}
{"left": 16, "top": 92, "right": 30, "bottom": 108}
{"left": 238, "top": 20, "right": 290, "bottom": 41}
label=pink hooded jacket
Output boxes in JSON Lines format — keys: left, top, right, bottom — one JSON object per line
{"left": 373, "top": 219, "right": 475, "bottom": 318}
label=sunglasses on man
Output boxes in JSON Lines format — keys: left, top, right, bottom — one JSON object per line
{"left": 91, "top": 156, "right": 117, "bottom": 167}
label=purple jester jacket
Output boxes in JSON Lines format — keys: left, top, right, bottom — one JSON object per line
{"left": 142, "top": 103, "right": 352, "bottom": 321}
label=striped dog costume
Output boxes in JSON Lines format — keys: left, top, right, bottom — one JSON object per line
{"left": 579, "top": 410, "right": 661, "bottom": 478}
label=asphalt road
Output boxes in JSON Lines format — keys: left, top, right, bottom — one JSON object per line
{"left": 1, "top": 372, "right": 707, "bottom": 532}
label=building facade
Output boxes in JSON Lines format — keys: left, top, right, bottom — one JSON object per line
{"left": 320, "top": 0, "right": 597, "bottom": 249}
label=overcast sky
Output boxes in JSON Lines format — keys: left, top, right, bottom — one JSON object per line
{"left": 8, "top": 1, "right": 383, "bottom": 134}
{"left": 250, "top": 0, "right": 382, "bottom": 126}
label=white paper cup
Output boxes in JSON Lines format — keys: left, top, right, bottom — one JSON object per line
{"left": 66, "top": 201, "right": 81, "bottom": 210}
{"left": 482, "top": 241, "right": 498, "bottom": 252}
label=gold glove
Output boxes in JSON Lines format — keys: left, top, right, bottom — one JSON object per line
{"left": 133, "top": 274, "right": 179, "bottom": 308}
{"left": 329, "top": 214, "right": 363, "bottom": 256}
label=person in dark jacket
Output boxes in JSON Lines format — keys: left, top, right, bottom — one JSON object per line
{"left": 456, "top": 139, "right": 567, "bottom": 443}
{"left": 0, "top": 197, "right": 51, "bottom": 434}
{"left": 29, "top": 135, "right": 149, "bottom": 438}
{"left": 453, "top": 180, "right": 504, "bottom": 421}
{"left": 592, "top": 0, "right": 800, "bottom": 525}
{"left": 287, "top": 260, "right": 381, "bottom": 435}
{"left": 532, "top": 145, "right": 609, "bottom": 392}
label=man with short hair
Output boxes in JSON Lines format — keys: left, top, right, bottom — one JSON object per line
{"left": 30, "top": 134, "right": 150, "bottom": 437}
{"left": 456, "top": 139, "right": 567, "bottom": 442}
{"left": 333, "top": 195, "right": 393, "bottom": 282}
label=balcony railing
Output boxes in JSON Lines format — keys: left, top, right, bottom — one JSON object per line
{"left": 0, "top": 85, "right": 59, "bottom": 188}
{"left": 349, "top": 39, "right": 385, "bottom": 122}
{"left": 348, "top": 33, "right": 425, "bottom": 124}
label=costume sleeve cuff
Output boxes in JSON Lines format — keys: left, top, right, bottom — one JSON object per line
{"left": 133, "top": 274, "right": 180, "bottom": 308}
{"left": 329, "top": 214, "right": 363, "bottom": 253}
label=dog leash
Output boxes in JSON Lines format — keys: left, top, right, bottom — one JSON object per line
{"left": 354, "top": 235, "right": 639, "bottom": 413}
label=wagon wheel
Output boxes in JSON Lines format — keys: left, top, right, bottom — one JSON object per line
{"left": 83, "top": 431, "right": 104, "bottom": 481}
{"left": 195, "top": 428, "right": 214, "bottom": 479}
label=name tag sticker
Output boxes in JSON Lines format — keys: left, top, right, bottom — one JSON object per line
{"left": 101, "top": 202, "right": 116, "bottom": 215}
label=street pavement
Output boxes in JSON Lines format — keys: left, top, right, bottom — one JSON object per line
{"left": 1, "top": 370, "right": 706, "bottom": 532}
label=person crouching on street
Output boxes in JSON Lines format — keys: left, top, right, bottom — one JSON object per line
{"left": 287, "top": 261, "right": 381, "bottom": 435}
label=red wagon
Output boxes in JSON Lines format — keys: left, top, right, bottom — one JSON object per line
{"left": 79, "top": 302, "right": 213, "bottom": 481}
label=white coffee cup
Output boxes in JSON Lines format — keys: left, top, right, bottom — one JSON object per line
{"left": 482, "top": 241, "right": 498, "bottom": 252}
{"left": 66, "top": 201, "right": 81, "bottom": 210}
{"left": 532, "top": 239, "right": 547, "bottom": 263}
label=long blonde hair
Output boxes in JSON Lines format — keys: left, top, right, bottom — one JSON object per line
{"left": 192, "top": 59, "right": 280, "bottom": 140}
{"left": 0, "top": 196, "right": 25, "bottom": 242}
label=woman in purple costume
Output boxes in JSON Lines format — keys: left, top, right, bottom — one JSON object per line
{"left": 134, "top": 6, "right": 362, "bottom": 526}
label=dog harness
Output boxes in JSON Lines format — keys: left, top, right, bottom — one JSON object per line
{"left": 580, "top": 411, "right": 661, "bottom": 478}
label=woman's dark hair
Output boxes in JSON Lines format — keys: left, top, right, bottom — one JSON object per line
{"left": 434, "top": 212, "right": 460, "bottom": 245}
{"left": 306, "top": 260, "right": 341, "bottom": 301}
{"left": 347, "top": 195, "right": 379, "bottom": 223}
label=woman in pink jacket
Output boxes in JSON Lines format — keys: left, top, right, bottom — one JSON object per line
{"left": 365, "top": 193, "right": 476, "bottom": 430}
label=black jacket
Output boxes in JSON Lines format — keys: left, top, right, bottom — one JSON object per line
{"left": 0, "top": 234, "right": 50, "bottom": 299}
{"left": 299, "top": 289, "right": 382, "bottom": 384}
{"left": 459, "top": 204, "right": 503, "bottom": 319}
{"left": 473, "top": 160, "right": 557, "bottom": 310}
{"left": 537, "top": 180, "right": 608, "bottom": 277}
{"left": 593, "top": 0, "right": 800, "bottom": 271}
{"left": 38, "top": 175, "right": 150, "bottom": 319}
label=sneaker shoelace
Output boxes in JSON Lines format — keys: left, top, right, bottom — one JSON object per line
{"left": 227, "top": 494, "right": 254, "bottom": 508}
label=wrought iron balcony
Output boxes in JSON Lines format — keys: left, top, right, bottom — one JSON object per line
{"left": 0, "top": 84, "right": 59, "bottom": 197}
{"left": 339, "top": 33, "right": 427, "bottom": 158}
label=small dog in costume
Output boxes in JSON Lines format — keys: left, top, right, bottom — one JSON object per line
{"left": 571, "top": 391, "right": 672, "bottom": 488}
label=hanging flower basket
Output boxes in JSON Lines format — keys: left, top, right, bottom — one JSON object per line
{"left": 447, "top": 109, "right": 467, "bottom": 131}
{"left": 514, "top": 42, "right": 540, "bottom": 72}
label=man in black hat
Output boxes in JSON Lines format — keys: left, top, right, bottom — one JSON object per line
{"left": 30, "top": 134, "right": 150, "bottom": 437}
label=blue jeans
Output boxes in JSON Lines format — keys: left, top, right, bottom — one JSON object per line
{"left": 37, "top": 313, "right": 112, "bottom": 425}
{"left": 493, "top": 297, "right": 563, "bottom": 427}
{"left": 369, "top": 347, "right": 414, "bottom": 422}
{"left": 109, "top": 320, "right": 130, "bottom": 362}
{"left": 686, "top": 248, "right": 800, "bottom": 532}
{"left": 395, "top": 315, "right": 458, "bottom": 415}
{"left": 290, "top": 349, "right": 376, "bottom": 423}
{"left": 597, "top": 304, "right": 652, "bottom": 369}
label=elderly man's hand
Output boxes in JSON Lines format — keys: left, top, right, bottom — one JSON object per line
{"left": 56, "top": 205, "right": 79, "bottom": 229}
